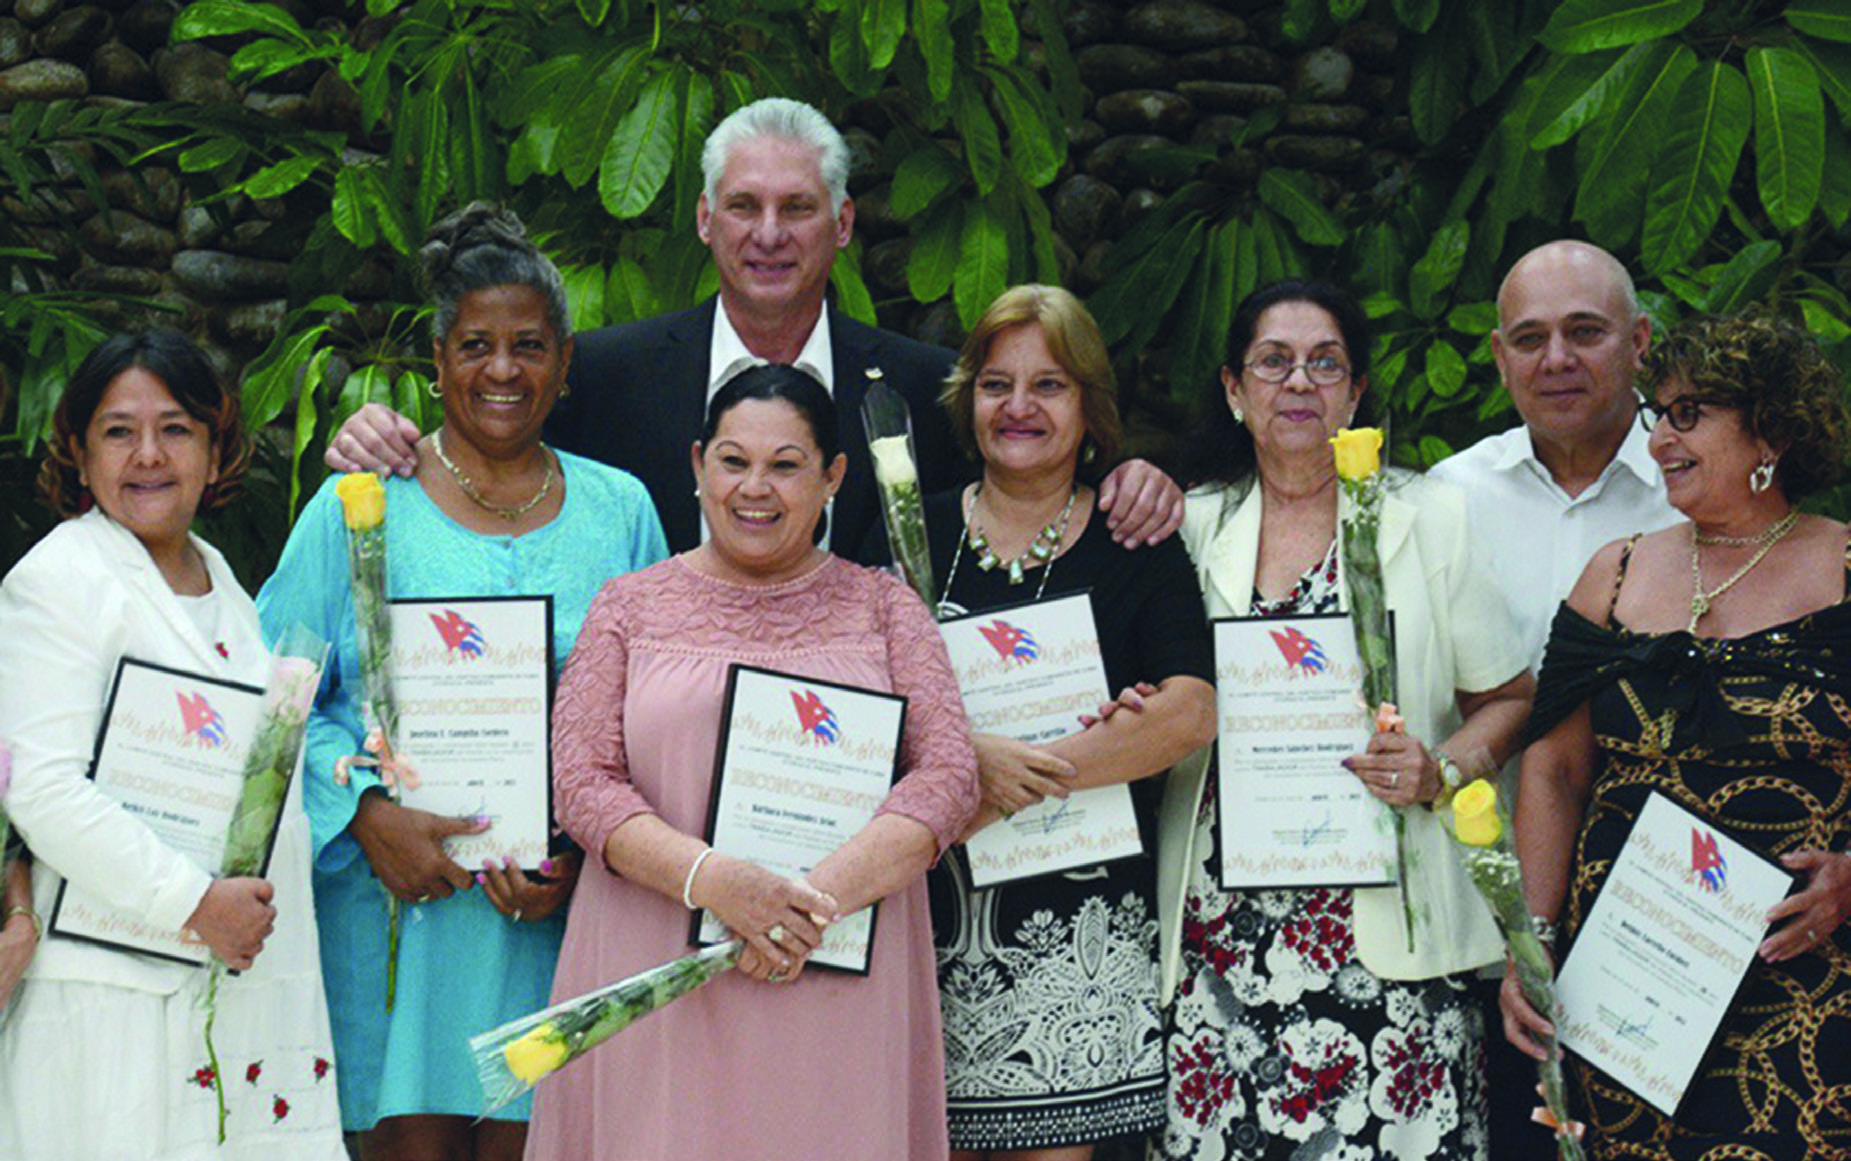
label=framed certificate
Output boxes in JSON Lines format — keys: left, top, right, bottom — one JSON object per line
{"left": 391, "top": 597, "right": 555, "bottom": 869}
{"left": 1213, "top": 613, "right": 1396, "bottom": 889}
{"left": 1555, "top": 792, "right": 1794, "bottom": 1116}
{"left": 938, "top": 592, "right": 1141, "bottom": 888}
{"left": 49, "top": 658, "right": 271, "bottom": 966}
{"left": 693, "top": 665, "right": 907, "bottom": 975}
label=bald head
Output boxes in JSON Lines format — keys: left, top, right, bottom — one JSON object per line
{"left": 1498, "top": 240, "right": 1639, "bottom": 328}
{"left": 1492, "top": 240, "right": 1652, "bottom": 474}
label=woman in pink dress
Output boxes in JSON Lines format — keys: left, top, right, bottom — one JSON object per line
{"left": 528, "top": 365, "right": 980, "bottom": 1161}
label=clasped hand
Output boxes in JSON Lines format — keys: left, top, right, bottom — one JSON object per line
{"left": 691, "top": 854, "right": 838, "bottom": 984}
{"left": 1760, "top": 849, "right": 1851, "bottom": 962}
{"left": 1343, "top": 730, "right": 1441, "bottom": 807}
{"left": 973, "top": 733, "right": 1077, "bottom": 815}
{"left": 350, "top": 789, "right": 490, "bottom": 903}
{"left": 184, "top": 877, "right": 277, "bottom": 971}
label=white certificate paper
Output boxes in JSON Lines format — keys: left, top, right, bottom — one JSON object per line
{"left": 1214, "top": 614, "right": 1395, "bottom": 888}
{"left": 392, "top": 597, "right": 554, "bottom": 869}
{"left": 939, "top": 593, "right": 1141, "bottom": 888}
{"left": 1556, "top": 792, "right": 1792, "bottom": 1115}
{"left": 696, "top": 666, "right": 906, "bottom": 975}
{"left": 49, "top": 659, "right": 268, "bottom": 965}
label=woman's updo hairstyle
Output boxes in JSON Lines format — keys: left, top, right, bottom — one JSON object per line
{"left": 421, "top": 202, "right": 571, "bottom": 344}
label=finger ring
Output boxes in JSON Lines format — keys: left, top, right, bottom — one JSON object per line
{"left": 1808, "top": 927, "right": 1820, "bottom": 943}
{"left": 511, "top": 908, "right": 524, "bottom": 924}
{"left": 768, "top": 924, "right": 786, "bottom": 945}
{"left": 415, "top": 894, "right": 433, "bottom": 904}
{"left": 1390, "top": 772, "right": 1400, "bottom": 789}
{"left": 766, "top": 971, "right": 787, "bottom": 983}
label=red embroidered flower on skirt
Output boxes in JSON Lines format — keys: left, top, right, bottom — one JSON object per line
{"left": 246, "top": 1061, "right": 262, "bottom": 1085}
{"left": 313, "top": 1056, "right": 331, "bottom": 1081}
{"left": 189, "top": 1066, "right": 216, "bottom": 1090}
{"left": 272, "top": 1096, "right": 291, "bottom": 1122}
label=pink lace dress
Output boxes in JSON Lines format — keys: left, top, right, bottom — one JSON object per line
{"left": 526, "top": 555, "right": 979, "bottom": 1161}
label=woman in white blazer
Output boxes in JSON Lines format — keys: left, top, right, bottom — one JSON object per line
{"left": 0, "top": 331, "right": 342, "bottom": 1160}
{"left": 1155, "top": 282, "right": 1533, "bottom": 1161}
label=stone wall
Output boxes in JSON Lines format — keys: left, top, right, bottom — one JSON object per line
{"left": 0, "top": 0, "right": 1401, "bottom": 387}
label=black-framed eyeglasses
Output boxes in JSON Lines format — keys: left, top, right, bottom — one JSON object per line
{"left": 1639, "top": 397, "right": 1722, "bottom": 433}
{"left": 1243, "top": 352, "right": 1351, "bottom": 386}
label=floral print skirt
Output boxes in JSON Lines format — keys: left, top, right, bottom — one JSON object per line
{"left": 1161, "top": 771, "right": 1488, "bottom": 1161}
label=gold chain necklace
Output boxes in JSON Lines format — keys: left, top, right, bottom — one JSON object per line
{"left": 432, "top": 428, "right": 556, "bottom": 522}
{"left": 1687, "top": 511, "right": 1799, "bottom": 632}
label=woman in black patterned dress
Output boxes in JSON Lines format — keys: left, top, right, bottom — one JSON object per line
{"left": 1506, "top": 313, "right": 1851, "bottom": 1161}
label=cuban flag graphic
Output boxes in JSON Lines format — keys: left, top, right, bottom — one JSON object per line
{"left": 1269, "top": 626, "right": 1329, "bottom": 675}
{"left": 978, "top": 619, "right": 1040, "bottom": 663}
{"left": 791, "top": 690, "right": 842, "bottom": 745}
{"left": 431, "top": 609, "right": 487, "bottom": 659}
{"left": 177, "top": 691, "right": 229, "bottom": 748}
{"left": 1691, "top": 828, "right": 1728, "bottom": 893}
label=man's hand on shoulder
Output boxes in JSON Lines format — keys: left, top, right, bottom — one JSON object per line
{"left": 1097, "top": 459, "right": 1184, "bottom": 548}
{"left": 325, "top": 402, "right": 422, "bottom": 477}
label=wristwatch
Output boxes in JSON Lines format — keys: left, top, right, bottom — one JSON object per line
{"left": 1436, "top": 752, "right": 1465, "bottom": 792}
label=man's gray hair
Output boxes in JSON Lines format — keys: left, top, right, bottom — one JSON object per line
{"left": 701, "top": 98, "right": 850, "bottom": 217}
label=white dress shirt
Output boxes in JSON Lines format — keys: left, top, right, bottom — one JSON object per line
{"left": 1428, "top": 421, "right": 1679, "bottom": 675}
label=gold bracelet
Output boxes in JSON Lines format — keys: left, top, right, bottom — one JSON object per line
{"left": 3, "top": 904, "right": 40, "bottom": 942}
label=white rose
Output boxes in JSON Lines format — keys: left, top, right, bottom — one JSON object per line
{"left": 867, "top": 435, "right": 918, "bottom": 487}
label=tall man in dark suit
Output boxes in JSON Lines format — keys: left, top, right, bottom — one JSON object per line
{"left": 329, "top": 98, "right": 1182, "bottom": 554}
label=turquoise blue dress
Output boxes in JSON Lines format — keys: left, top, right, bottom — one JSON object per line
{"left": 256, "top": 453, "right": 667, "bottom": 1129}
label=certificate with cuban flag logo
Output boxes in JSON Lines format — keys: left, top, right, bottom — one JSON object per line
{"left": 1554, "top": 792, "right": 1794, "bottom": 1115}
{"left": 696, "top": 665, "right": 907, "bottom": 975}
{"left": 49, "top": 658, "right": 269, "bottom": 965}
{"left": 938, "top": 592, "right": 1141, "bottom": 888}
{"left": 390, "top": 596, "right": 555, "bottom": 870}
{"left": 1213, "top": 612, "right": 1396, "bottom": 889}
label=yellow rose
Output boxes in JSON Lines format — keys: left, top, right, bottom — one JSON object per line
{"left": 1329, "top": 428, "right": 1384, "bottom": 481}
{"left": 335, "top": 472, "right": 386, "bottom": 531}
{"left": 1451, "top": 779, "right": 1502, "bottom": 847}
{"left": 503, "top": 1023, "right": 570, "bottom": 1085}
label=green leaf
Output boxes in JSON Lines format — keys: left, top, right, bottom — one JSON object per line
{"left": 829, "top": 2, "right": 876, "bottom": 95}
{"left": 289, "top": 348, "right": 330, "bottom": 515}
{"left": 178, "top": 137, "right": 242, "bottom": 173}
{"left": 1532, "top": 40, "right": 1662, "bottom": 149}
{"left": 1788, "top": 1, "right": 1851, "bottom": 43}
{"left": 988, "top": 68, "right": 1062, "bottom": 188}
{"left": 1352, "top": 221, "right": 1404, "bottom": 299}
{"left": 331, "top": 363, "right": 393, "bottom": 443}
{"left": 1425, "top": 340, "right": 1467, "bottom": 397}
{"left": 331, "top": 166, "right": 377, "bottom": 249}
{"left": 1820, "top": 120, "right": 1851, "bottom": 227}
{"left": 1800, "top": 295, "right": 1851, "bottom": 342}
{"left": 862, "top": 0, "right": 906, "bottom": 70}
{"left": 1331, "top": 0, "right": 1367, "bottom": 20}
{"left": 244, "top": 324, "right": 328, "bottom": 429}
{"left": 907, "top": 201, "right": 961, "bottom": 301}
{"left": 1258, "top": 169, "right": 1344, "bottom": 246}
{"left": 1700, "top": 239, "right": 1782, "bottom": 314}
{"left": 1747, "top": 46, "right": 1825, "bottom": 231}
{"left": 172, "top": 0, "right": 311, "bottom": 45}
{"left": 1538, "top": 0, "right": 1700, "bottom": 53}
{"left": 1466, "top": 3, "right": 1525, "bottom": 103}
{"left": 1025, "top": 0, "right": 1083, "bottom": 122}
{"left": 1392, "top": 0, "right": 1440, "bottom": 34}
{"left": 606, "top": 256, "right": 658, "bottom": 325}
{"left": 1282, "top": 0, "right": 1323, "bottom": 43}
{"left": 1573, "top": 41, "right": 1696, "bottom": 245}
{"left": 563, "top": 46, "right": 649, "bottom": 188}
{"left": 914, "top": 0, "right": 955, "bottom": 104}
{"left": 561, "top": 264, "right": 607, "bottom": 333}
{"left": 238, "top": 153, "right": 322, "bottom": 199}
{"left": 830, "top": 249, "right": 878, "bottom": 326}
{"left": 891, "top": 145, "right": 961, "bottom": 218}
{"left": 600, "top": 70, "right": 677, "bottom": 219}
{"left": 392, "top": 369, "right": 433, "bottom": 434}
{"left": 672, "top": 68, "right": 715, "bottom": 227}
{"left": 978, "top": 0, "right": 1019, "bottom": 62}
{"left": 1409, "top": 220, "right": 1469, "bottom": 319}
{"left": 227, "top": 41, "right": 330, "bottom": 86}
{"left": 1015, "top": 176, "right": 1061, "bottom": 284}
{"left": 1446, "top": 301, "right": 1499, "bottom": 334}
{"left": 1407, "top": 15, "right": 1465, "bottom": 143}
{"left": 1795, "top": 38, "right": 1851, "bottom": 120}
{"left": 954, "top": 198, "right": 1008, "bottom": 328}
{"left": 1523, "top": 50, "right": 1624, "bottom": 149}
{"left": 576, "top": 0, "right": 613, "bottom": 24}
{"left": 953, "top": 83, "right": 1003, "bottom": 197}
{"left": 1167, "top": 220, "right": 1238, "bottom": 403}
{"left": 1642, "top": 62, "right": 1752, "bottom": 273}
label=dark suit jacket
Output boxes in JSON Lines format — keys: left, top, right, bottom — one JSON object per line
{"left": 548, "top": 297, "right": 965, "bottom": 554}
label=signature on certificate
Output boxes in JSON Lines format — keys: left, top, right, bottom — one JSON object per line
{"left": 1302, "top": 812, "right": 1334, "bottom": 848}
{"left": 1041, "top": 798, "right": 1072, "bottom": 835}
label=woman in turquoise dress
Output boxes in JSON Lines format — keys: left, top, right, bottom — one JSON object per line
{"left": 257, "top": 204, "right": 667, "bottom": 1160}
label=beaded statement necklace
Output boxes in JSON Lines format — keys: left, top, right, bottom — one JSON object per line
{"left": 1687, "top": 510, "right": 1799, "bottom": 632}
{"left": 433, "top": 428, "right": 556, "bottom": 522}
{"left": 941, "top": 483, "right": 1079, "bottom": 607}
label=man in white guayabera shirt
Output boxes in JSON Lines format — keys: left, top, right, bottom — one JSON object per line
{"left": 1427, "top": 239, "right": 1678, "bottom": 1161}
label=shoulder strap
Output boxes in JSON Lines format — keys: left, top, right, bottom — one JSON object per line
{"left": 1608, "top": 533, "right": 1642, "bottom": 627}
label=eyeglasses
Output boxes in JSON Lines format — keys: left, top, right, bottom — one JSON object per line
{"left": 1243, "top": 352, "right": 1351, "bottom": 386}
{"left": 1639, "top": 397, "right": 1723, "bottom": 433}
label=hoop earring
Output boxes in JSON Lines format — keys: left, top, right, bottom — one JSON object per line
{"left": 1081, "top": 441, "right": 1098, "bottom": 465}
{"left": 1750, "top": 459, "right": 1777, "bottom": 494}
{"left": 428, "top": 379, "right": 443, "bottom": 399}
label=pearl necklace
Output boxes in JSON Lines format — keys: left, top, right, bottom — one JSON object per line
{"left": 433, "top": 429, "right": 556, "bottom": 522}
{"left": 1687, "top": 511, "right": 1799, "bottom": 632}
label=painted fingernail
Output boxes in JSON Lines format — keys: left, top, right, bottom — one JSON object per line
{"left": 1340, "top": 757, "right": 1356, "bottom": 770}
{"left": 503, "top": 855, "right": 517, "bottom": 869}
{"left": 540, "top": 859, "right": 556, "bottom": 876}
{"left": 474, "top": 872, "right": 485, "bottom": 886}
{"left": 482, "top": 859, "right": 495, "bottom": 871}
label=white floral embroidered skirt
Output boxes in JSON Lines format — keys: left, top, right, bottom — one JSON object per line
{"left": 932, "top": 849, "right": 1166, "bottom": 1151}
{"left": 1160, "top": 772, "right": 1488, "bottom": 1161}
